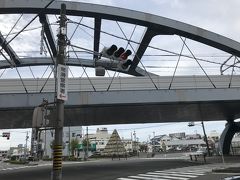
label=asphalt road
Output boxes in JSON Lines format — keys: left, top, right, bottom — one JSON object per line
{"left": 0, "top": 158, "right": 239, "bottom": 180}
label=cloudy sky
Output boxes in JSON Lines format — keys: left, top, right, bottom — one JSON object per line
{"left": 1, "top": 0, "right": 240, "bottom": 149}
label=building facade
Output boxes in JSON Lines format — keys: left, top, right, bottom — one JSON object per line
{"left": 31, "top": 126, "right": 82, "bottom": 158}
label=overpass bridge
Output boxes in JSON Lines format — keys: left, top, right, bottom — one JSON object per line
{"left": 1, "top": 75, "right": 240, "bottom": 128}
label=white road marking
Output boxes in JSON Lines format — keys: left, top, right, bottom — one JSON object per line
{"left": 117, "top": 178, "right": 140, "bottom": 180}
{"left": 152, "top": 172, "right": 198, "bottom": 178}
{"left": 129, "top": 175, "right": 169, "bottom": 180}
{"left": 139, "top": 173, "right": 189, "bottom": 180}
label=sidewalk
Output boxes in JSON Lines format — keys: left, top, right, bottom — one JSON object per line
{"left": 207, "top": 155, "right": 240, "bottom": 173}
{"left": 143, "top": 152, "right": 240, "bottom": 173}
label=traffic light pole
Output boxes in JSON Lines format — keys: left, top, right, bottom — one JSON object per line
{"left": 52, "top": 4, "right": 67, "bottom": 180}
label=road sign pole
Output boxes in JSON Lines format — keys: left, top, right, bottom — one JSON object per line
{"left": 52, "top": 3, "right": 67, "bottom": 180}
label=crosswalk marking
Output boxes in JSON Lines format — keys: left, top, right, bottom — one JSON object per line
{"left": 139, "top": 173, "right": 189, "bottom": 180}
{"left": 129, "top": 176, "right": 169, "bottom": 180}
{"left": 116, "top": 164, "right": 231, "bottom": 180}
{"left": 153, "top": 171, "right": 204, "bottom": 176}
{"left": 117, "top": 178, "right": 140, "bottom": 180}
{"left": 152, "top": 172, "right": 197, "bottom": 178}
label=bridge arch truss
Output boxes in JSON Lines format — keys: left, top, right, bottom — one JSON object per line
{"left": 0, "top": 0, "right": 240, "bottom": 78}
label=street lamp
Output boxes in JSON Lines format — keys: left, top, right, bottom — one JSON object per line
{"left": 188, "top": 121, "right": 211, "bottom": 156}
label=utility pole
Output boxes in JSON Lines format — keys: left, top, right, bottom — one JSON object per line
{"left": 152, "top": 131, "right": 155, "bottom": 152}
{"left": 68, "top": 126, "right": 70, "bottom": 158}
{"left": 133, "top": 131, "right": 136, "bottom": 153}
{"left": 52, "top": 3, "right": 67, "bottom": 180}
{"left": 24, "top": 131, "right": 29, "bottom": 161}
{"left": 188, "top": 121, "right": 211, "bottom": 156}
{"left": 86, "top": 126, "right": 89, "bottom": 160}
{"left": 44, "top": 103, "right": 47, "bottom": 158}
{"left": 201, "top": 121, "right": 211, "bottom": 156}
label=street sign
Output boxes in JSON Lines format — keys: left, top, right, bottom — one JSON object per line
{"left": 57, "top": 64, "right": 68, "bottom": 101}
{"left": 2, "top": 132, "right": 10, "bottom": 140}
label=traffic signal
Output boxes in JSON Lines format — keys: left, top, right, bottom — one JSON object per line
{"left": 120, "top": 49, "right": 132, "bottom": 60}
{"left": 95, "top": 45, "right": 133, "bottom": 76}
{"left": 105, "top": 44, "right": 117, "bottom": 56}
{"left": 113, "top": 47, "right": 125, "bottom": 58}
{"left": 101, "top": 45, "right": 132, "bottom": 62}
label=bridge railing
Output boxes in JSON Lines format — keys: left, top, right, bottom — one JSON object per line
{"left": 0, "top": 75, "right": 240, "bottom": 93}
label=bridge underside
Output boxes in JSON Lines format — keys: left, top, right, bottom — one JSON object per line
{"left": 1, "top": 100, "right": 240, "bottom": 129}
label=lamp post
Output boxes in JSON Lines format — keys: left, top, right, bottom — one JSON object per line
{"left": 188, "top": 121, "right": 211, "bottom": 156}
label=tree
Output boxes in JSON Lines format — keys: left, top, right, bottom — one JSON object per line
{"left": 70, "top": 138, "right": 79, "bottom": 156}
{"left": 139, "top": 144, "right": 148, "bottom": 152}
{"left": 82, "top": 138, "right": 90, "bottom": 151}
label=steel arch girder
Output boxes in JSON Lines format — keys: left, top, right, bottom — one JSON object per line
{"left": 0, "top": 57, "right": 155, "bottom": 76}
{"left": 219, "top": 121, "right": 240, "bottom": 155}
{"left": 1, "top": 0, "right": 240, "bottom": 75}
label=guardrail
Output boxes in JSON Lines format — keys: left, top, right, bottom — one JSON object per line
{"left": 189, "top": 152, "right": 207, "bottom": 163}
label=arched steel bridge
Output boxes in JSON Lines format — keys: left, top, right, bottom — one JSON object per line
{"left": 0, "top": 0, "right": 240, "bottom": 77}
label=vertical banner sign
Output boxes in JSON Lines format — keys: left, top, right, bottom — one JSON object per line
{"left": 57, "top": 64, "right": 68, "bottom": 101}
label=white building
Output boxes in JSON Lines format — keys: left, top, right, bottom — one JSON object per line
{"left": 86, "top": 128, "right": 111, "bottom": 152}
{"left": 209, "top": 130, "right": 220, "bottom": 142}
{"left": 32, "top": 126, "right": 82, "bottom": 158}
{"left": 122, "top": 138, "right": 134, "bottom": 152}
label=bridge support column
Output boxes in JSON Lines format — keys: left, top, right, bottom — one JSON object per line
{"left": 219, "top": 121, "right": 240, "bottom": 155}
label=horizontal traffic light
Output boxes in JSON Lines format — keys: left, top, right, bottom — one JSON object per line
{"left": 101, "top": 45, "right": 132, "bottom": 61}
{"left": 106, "top": 44, "right": 117, "bottom": 56}
{"left": 113, "top": 47, "right": 125, "bottom": 58}
{"left": 120, "top": 49, "right": 132, "bottom": 60}
{"left": 121, "top": 59, "right": 132, "bottom": 69}
{"left": 95, "top": 45, "right": 133, "bottom": 76}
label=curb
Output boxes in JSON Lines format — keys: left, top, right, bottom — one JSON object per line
{"left": 212, "top": 167, "right": 240, "bottom": 173}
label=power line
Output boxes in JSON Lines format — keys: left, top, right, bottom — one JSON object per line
{"left": 0, "top": 0, "right": 56, "bottom": 54}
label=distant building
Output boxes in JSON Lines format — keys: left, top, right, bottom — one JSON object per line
{"left": 209, "top": 130, "right": 220, "bottom": 142}
{"left": 186, "top": 134, "right": 201, "bottom": 140}
{"left": 151, "top": 132, "right": 208, "bottom": 152}
{"left": 169, "top": 132, "right": 185, "bottom": 139}
{"left": 0, "top": 150, "right": 8, "bottom": 159}
{"left": 164, "top": 139, "right": 206, "bottom": 151}
{"left": 7, "top": 144, "right": 29, "bottom": 160}
{"left": 122, "top": 139, "right": 134, "bottom": 153}
{"left": 231, "top": 135, "right": 240, "bottom": 155}
{"left": 31, "top": 126, "right": 82, "bottom": 158}
{"left": 85, "top": 128, "right": 111, "bottom": 152}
